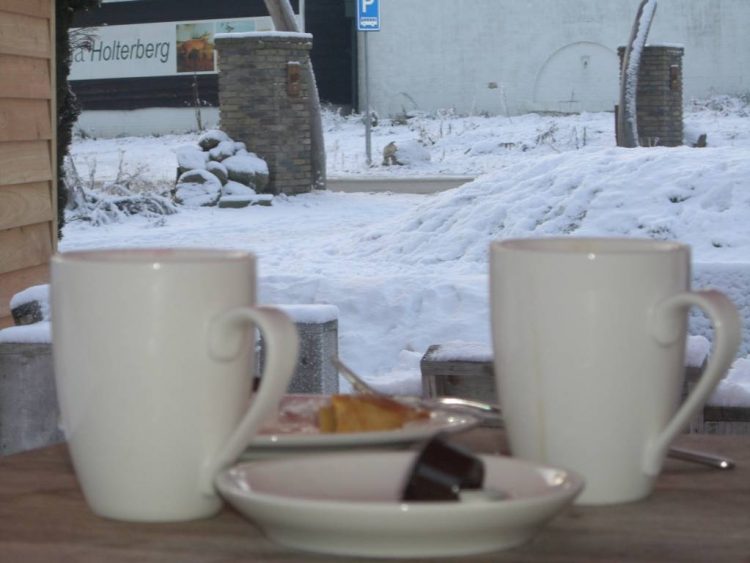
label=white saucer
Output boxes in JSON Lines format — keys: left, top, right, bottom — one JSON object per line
{"left": 245, "top": 394, "right": 479, "bottom": 456}
{"left": 216, "top": 450, "right": 584, "bottom": 558}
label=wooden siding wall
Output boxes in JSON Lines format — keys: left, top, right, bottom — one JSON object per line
{"left": 0, "top": 0, "right": 56, "bottom": 328}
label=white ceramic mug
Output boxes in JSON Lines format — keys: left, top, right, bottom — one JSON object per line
{"left": 490, "top": 238, "right": 740, "bottom": 505}
{"left": 51, "top": 248, "right": 299, "bottom": 521}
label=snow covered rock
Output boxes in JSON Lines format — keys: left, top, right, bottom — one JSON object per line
{"left": 174, "top": 169, "right": 222, "bottom": 207}
{"left": 223, "top": 180, "right": 256, "bottom": 197}
{"left": 174, "top": 130, "right": 271, "bottom": 208}
{"left": 208, "top": 140, "right": 237, "bottom": 162}
{"left": 176, "top": 145, "right": 208, "bottom": 174}
{"left": 391, "top": 140, "right": 431, "bottom": 166}
{"left": 10, "top": 284, "right": 49, "bottom": 326}
{"left": 220, "top": 180, "right": 257, "bottom": 208}
{"left": 218, "top": 194, "right": 273, "bottom": 208}
{"left": 206, "top": 160, "right": 229, "bottom": 185}
{"left": 223, "top": 152, "right": 270, "bottom": 191}
{"left": 198, "top": 129, "right": 231, "bottom": 151}
{"left": 684, "top": 124, "right": 708, "bottom": 148}
{"left": 218, "top": 181, "right": 272, "bottom": 208}
{"left": 177, "top": 169, "right": 221, "bottom": 186}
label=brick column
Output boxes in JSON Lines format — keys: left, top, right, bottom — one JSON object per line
{"left": 618, "top": 45, "right": 684, "bottom": 147}
{"left": 215, "top": 33, "right": 314, "bottom": 195}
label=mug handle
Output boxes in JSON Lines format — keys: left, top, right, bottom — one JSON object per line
{"left": 201, "top": 306, "right": 299, "bottom": 494}
{"left": 643, "top": 290, "right": 741, "bottom": 475}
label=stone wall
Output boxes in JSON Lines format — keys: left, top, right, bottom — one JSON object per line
{"left": 215, "top": 33, "right": 314, "bottom": 195}
{"left": 619, "top": 45, "right": 684, "bottom": 147}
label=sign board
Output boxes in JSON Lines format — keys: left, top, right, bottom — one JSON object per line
{"left": 357, "top": 0, "right": 380, "bottom": 31}
{"left": 69, "top": 16, "right": 276, "bottom": 80}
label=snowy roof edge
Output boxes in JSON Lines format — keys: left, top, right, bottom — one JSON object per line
{"left": 214, "top": 31, "right": 313, "bottom": 40}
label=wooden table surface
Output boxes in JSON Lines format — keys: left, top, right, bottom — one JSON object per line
{"left": 1, "top": 429, "right": 749, "bottom": 562}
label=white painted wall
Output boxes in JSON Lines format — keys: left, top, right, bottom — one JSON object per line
{"left": 359, "top": 0, "right": 750, "bottom": 117}
{"left": 75, "top": 108, "right": 219, "bottom": 138}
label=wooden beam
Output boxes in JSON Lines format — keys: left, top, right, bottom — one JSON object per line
{"left": 0, "top": 0, "right": 56, "bottom": 314}
{"left": 0, "top": 182, "right": 53, "bottom": 230}
{"left": 0, "top": 9, "right": 50, "bottom": 59}
{"left": 0, "top": 140, "right": 53, "bottom": 185}
{"left": 0, "top": 54, "right": 51, "bottom": 99}
{"left": 0, "top": 262, "right": 48, "bottom": 319}
{"left": 0, "top": 99, "right": 52, "bottom": 142}
{"left": 0, "top": 222, "right": 53, "bottom": 276}
{"left": 0, "top": 0, "right": 50, "bottom": 19}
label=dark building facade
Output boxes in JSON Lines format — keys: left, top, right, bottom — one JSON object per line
{"left": 71, "top": 0, "right": 355, "bottom": 114}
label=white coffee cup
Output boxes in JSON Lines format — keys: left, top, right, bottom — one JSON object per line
{"left": 51, "top": 248, "right": 299, "bottom": 521}
{"left": 490, "top": 238, "right": 740, "bottom": 505}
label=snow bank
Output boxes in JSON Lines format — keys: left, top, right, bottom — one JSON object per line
{"left": 277, "top": 304, "right": 339, "bottom": 324}
{"left": 342, "top": 146, "right": 750, "bottom": 267}
{"left": 0, "top": 322, "right": 51, "bottom": 344}
{"left": 710, "top": 358, "right": 750, "bottom": 406}
{"left": 214, "top": 31, "right": 312, "bottom": 40}
{"left": 63, "top": 99, "right": 750, "bottom": 405}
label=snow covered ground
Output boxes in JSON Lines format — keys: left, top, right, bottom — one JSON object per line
{"left": 58, "top": 95, "right": 750, "bottom": 405}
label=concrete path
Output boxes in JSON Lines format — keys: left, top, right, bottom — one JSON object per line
{"left": 327, "top": 176, "right": 474, "bottom": 195}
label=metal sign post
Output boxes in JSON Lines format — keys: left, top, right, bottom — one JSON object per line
{"left": 357, "top": 0, "right": 380, "bottom": 166}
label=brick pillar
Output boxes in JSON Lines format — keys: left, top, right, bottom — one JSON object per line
{"left": 618, "top": 45, "right": 684, "bottom": 147}
{"left": 215, "top": 33, "right": 314, "bottom": 195}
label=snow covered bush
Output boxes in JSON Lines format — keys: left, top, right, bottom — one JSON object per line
{"left": 688, "top": 94, "right": 750, "bottom": 117}
{"left": 64, "top": 155, "right": 178, "bottom": 226}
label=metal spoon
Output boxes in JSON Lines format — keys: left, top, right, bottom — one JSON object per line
{"left": 667, "top": 446, "right": 735, "bottom": 469}
{"left": 333, "top": 357, "right": 735, "bottom": 471}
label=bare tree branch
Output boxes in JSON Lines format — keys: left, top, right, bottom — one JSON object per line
{"left": 618, "top": 0, "right": 658, "bottom": 148}
{"left": 264, "top": 0, "right": 298, "bottom": 31}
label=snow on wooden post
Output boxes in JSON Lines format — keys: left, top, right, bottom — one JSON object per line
{"left": 420, "top": 343, "right": 497, "bottom": 405}
{"left": 257, "top": 305, "right": 339, "bottom": 395}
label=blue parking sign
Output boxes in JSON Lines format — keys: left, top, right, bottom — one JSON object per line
{"left": 357, "top": 0, "right": 380, "bottom": 31}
